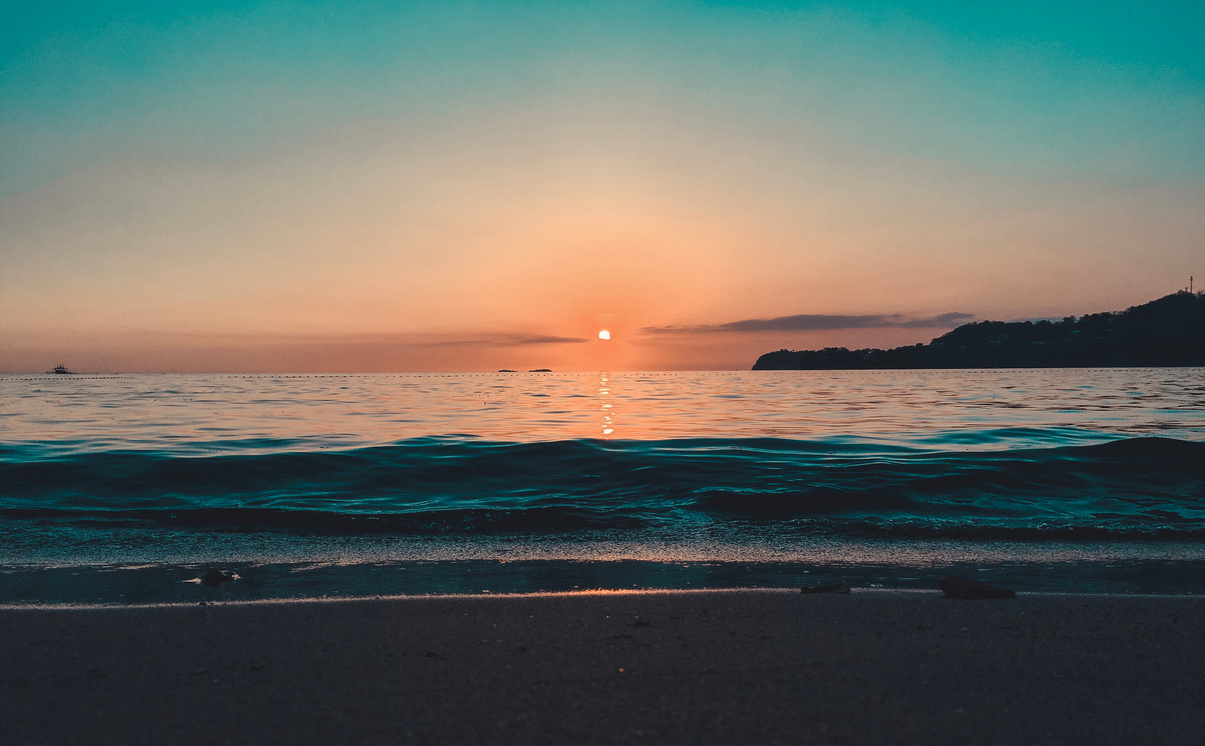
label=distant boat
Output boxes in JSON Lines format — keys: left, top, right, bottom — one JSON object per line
{"left": 48, "top": 364, "right": 76, "bottom": 375}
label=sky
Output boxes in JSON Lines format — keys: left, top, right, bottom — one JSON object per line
{"left": 1, "top": 1, "right": 1202, "bottom": 372}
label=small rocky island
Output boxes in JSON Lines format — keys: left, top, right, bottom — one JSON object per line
{"left": 753, "top": 291, "right": 1205, "bottom": 370}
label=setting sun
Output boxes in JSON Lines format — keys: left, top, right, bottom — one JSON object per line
{"left": 598, "top": 330, "right": 611, "bottom": 340}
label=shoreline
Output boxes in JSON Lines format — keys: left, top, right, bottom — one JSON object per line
{"left": 4, "top": 588, "right": 1201, "bottom": 744}
{"left": 4, "top": 584, "right": 1205, "bottom": 611}
{"left": 6, "top": 548, "right": 1205, "bottom": 604}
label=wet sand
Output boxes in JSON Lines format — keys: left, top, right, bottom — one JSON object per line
{"left": 1, "top": 589, "right": 1202, "bottom": 745}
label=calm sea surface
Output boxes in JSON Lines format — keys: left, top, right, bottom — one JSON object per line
{"left": 2, "top": 369, "right": 1203, "bottom": 603}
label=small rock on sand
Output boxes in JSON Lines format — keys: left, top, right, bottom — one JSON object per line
{"left": 800, "top": 581, "right": 851, "bottom": 594}
{"left": 201, "top": 570, "right": 240, "bottom": 588}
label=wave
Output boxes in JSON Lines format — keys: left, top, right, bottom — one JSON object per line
{"left": 2, "top": 437, "right": 1203, "bottom": 539}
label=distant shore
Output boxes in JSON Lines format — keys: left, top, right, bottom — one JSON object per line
{"left": 754, "top": 291, "right": 1205, "bottom": 370}
{"left": 3, "top": 589, "right": 1201, "bottom": 745}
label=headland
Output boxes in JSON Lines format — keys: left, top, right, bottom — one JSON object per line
{"left": 754, "top": 291, "right": 1205, "bottom": 370}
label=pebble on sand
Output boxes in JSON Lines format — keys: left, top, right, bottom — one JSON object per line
{"left": 200, "top": 570, "right": 240, "bottom": 588}
{"left": 800, "top": 581, "right": 851, "bottom": 594}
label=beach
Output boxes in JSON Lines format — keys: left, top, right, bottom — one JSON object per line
{"left": 3, "top": 589, "right": 1202, "bottom": 745}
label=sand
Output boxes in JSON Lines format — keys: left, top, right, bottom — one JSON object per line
{"left": 1, "top": 589, "right": 1202, "bottom": 745}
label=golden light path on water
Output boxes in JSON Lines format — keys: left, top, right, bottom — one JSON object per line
{"left": 598, "top": 372, "right": 614, "bottom": 436}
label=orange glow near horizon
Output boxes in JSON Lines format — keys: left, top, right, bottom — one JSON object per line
{"left": 2, "top": 122, "right": 1200, "bottom": 374}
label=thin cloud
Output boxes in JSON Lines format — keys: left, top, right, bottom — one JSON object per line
{"left": 511, "top": 335, "right": 591, "bottom": 345}
{"left": 402, "top": 334, "right": 591, "bottom": 347}
{"left": 120, "top": 331, "right": 593, "bottom": 348}
{"left": 895, "top": 312, "right": 977, "bottom": 329}
{"left": 642, "top": 312, "right": 975, "bottom": 335}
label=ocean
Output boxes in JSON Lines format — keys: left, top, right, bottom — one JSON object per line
{"left": 2, "top": 369, "right": 1203, "bottom": 604}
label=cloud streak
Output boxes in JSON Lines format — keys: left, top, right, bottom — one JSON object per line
{"left": 78, "top": 331, "right": 594, "bottom": 348}
{"left": 641, "top": 312, "right": 975, "bottom": 335}
{"left": 342, "top": 334, "right": 592, "bottom": 348}
{"left": 510, "top": 335, "right": 592, "bottom": 345}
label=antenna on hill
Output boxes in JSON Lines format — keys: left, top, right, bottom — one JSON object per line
{"left": 1191, "top": 276, "right": 1194, "bottom": 293}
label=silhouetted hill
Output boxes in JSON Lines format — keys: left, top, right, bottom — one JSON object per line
{"left": 753, "top": 292, "right": 1205, "bottom": 370}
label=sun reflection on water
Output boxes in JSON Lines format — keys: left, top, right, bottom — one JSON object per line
{"left": 598, "top": 372, "right": 614, "bottom": 436}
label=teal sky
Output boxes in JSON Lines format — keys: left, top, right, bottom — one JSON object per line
{"left": 2, "top": 2, "right": 1202, "bottom": 371}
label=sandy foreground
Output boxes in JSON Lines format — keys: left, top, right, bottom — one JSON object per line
{"left": 1, "top": 589, "right": 1202, "bottom": 745}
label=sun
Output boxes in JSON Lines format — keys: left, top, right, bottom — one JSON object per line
{"left": 598, "top": 329, "right": 611, "bottom": 340}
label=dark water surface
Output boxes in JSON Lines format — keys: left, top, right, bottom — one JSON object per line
{"left": 2, "top": 370, "right": 1203, "bottom": 603}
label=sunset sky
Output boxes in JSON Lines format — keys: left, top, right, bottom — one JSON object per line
{"left": 2, "top": 1, "right": 1202, "bottom": 372}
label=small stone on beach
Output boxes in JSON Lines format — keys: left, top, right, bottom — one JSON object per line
{"left": 939, "top": 576, "right": 1015, "bottom": 599}
{"left": 200, "top": 569, "right": 239, "bottom": 588}
{"left": 800, "top": 581, "right": 851, "bottom": 594}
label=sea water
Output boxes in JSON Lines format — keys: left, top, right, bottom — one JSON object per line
{"left": 1, "top": 369, "right": 1203, "bottom": 604}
